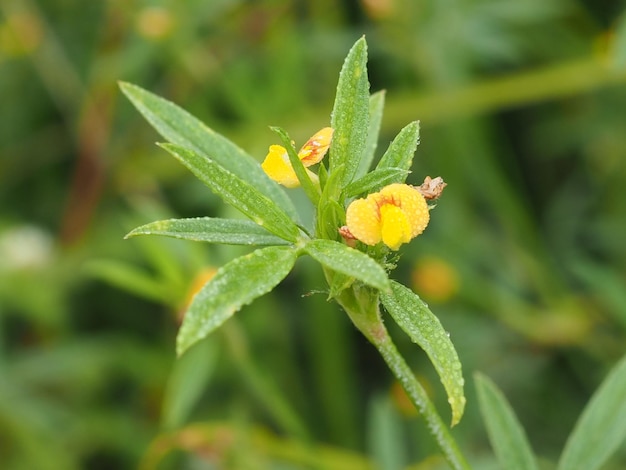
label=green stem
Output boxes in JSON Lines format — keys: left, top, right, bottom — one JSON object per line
{"left": 336, "top": 284, "right": 471, "bottom": 470}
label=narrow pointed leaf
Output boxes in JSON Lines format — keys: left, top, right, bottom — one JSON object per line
{"left": 119, "top": 82, "right": 298, "bottom": 221}
{"left": 557, "top": 353, "right": 626, "bottom": 470}
{"left": 343, "top": 168, "right": 410, "bottom": 198}
{"left": 271, "top": 126, "right": 321, "bottom": 204}
{"left": 376, "top": 121, "right": 420, "bottom": 176}
{"left": 303, "top": 239, "right": 389, "bottom": 292}
{"left": 316, "top": 166, "right": 346, "bottom": 240}
{"left": 177, "top": 246, "right": 298, "bottom": 356}
{"left": 475, "top": 373, "right": 539, "bottom": 470}
{"left": 330, "top": 37, "right": 370, "bottom": 186}
{"left": 126, "top": 217, "right": 292, "bottom": 246}
{"left": 357, "top": 90, "right": 386, "bottom": 178}
{"left": 160, "top": 143, "right": 301, "bottom": 243}
{"left": 380, "top": 281, "right": 466, "bottom": 426}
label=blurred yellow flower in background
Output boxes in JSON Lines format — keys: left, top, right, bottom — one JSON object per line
{"left": 411, "top": 256, "right": 459, "bottom": 303}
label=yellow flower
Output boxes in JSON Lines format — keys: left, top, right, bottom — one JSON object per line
{"left": 261, "top": 127, "right": 333, "bottom": 188}
{"left": 345, "top": 183, "right": 430, "bottom": 250}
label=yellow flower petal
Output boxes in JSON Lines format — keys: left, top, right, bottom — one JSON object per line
{"left": 345, "top": 196, "right": 382, "bottom": 246}
{"left": 298, "top": 127, "right": 334, "bottom": 166}
{"left": 378, "top": 184, "right": 430, "bottom": 238}
{"left": 261, "top": 128, "right": 333, "bottom": 188}
{"left": 345, "top": 183, "right": 430, "bottom": 250}
{"left": 261, "top": 145, "right": 301, "bottom": 188}
{"left": 380, "top": 203, "right": 411, "bottom": 250}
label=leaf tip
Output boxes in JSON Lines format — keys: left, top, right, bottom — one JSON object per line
{"left": 176, "top": 334, "right": 193, "bottom": 358}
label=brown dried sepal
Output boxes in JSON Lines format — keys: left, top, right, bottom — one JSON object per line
{"left": 339, "top": 225, "right": 357, "bottom": 247}
{"left": 414, "top": 176, "right": 446, "bottom": 200}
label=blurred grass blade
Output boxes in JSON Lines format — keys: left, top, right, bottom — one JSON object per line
{"left": 475, "top": 373, "right": 539, "bottom": 470}
{"left": 376, "top": 121, "right": 420, "bottom": 176}
{"left": 367, "top": 394, "right": 407, "bottom": 470}
{"left": 612, "top": 13, "right": 626, "bottom": 69}
{"left": 329, "top": 37, "right": 370, "bottom": 187}
{"left": 380, "top": 281, "right": 466, "bottom": 426}
{"left": 357, "top": 90, "right": 386, "bottom": 178}
{"left": 126, "top": 217, "right": 291, "bottom": 246}
{"left": 177, "top": 246, "right": 298, "bottom": 356}
{"left": 303, "top": 239, "right": 390, "bottom": 292}
{"left": 343, "top": 168, "right": 410, "bottom": 198}
{"left": 570, "top": 260, "right": 626, "bottom": 329}
{"left": 86, "top": 260, "right": 177, "bottom": 306}
{"left": 162, "top": 338, "right": 218, "bottom": 430}
{"left": 119, "top": 82, "right": 299, "bottom": 221}
{"left": 160, "top": 143, "right": 301, "bottom": 243}
{"left": 557, "top": 353, "right": 626, "bottom": 470}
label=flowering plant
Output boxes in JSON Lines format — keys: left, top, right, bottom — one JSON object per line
{"left": 122, "top": 37, "right": 468, "bottom": 468}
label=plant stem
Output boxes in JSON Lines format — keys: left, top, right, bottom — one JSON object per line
{"left": 336, "top": 284, "right": 471, "bottom": 470}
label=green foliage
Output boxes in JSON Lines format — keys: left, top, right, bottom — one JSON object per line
{"left": 159, "top": 143, "right": 301, "bottom": 243}
{"left": 123, "top": 36, "right": 470, "bottom": 468}
{"left": 4, "top": 1, "right": 626, "bottom": 468}
{"left": 270, "top": 126, "right": 321, "bottom": 204}
{"left": 381, "top": 281, "right": 465, "bottom": 426}
{"left": 126, "top": 217, "right": 292, "bottom": 246}
{"left": 177, "top": 246, "right": 298, "bottom": 355}
{"left": 343, "top": 168, "right": 411, "bottom": 199}
{"left": 302, "top": 239, "right": 390, "bottom": 292}
{"left": 375, "top": 120, "right": 420, "bottom": 175}
{"left": 119, "top": 82, "right": 299, "bottom": 221}
{"left": 558, "top": 354, "right": 626, "bottom": 470}
{"left": 475, "top": 373, "right": 539, "bottom": 470}
{"left": 357, "top": 90, "right": 387, "bottom": 178}
{"left": 476, "top": 353, "right": 626, "bottom": 470}
{"left": 329, "top": 37, "right": 371, "bottom": 189}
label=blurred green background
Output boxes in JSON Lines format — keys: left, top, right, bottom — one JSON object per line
{"left": 2, "top": 0, "right": 626, "bottom": 468}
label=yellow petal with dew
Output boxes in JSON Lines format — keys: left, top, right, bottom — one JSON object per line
{"left": 378, "top": 184, "right": 430, "bottom": 238}
{"left": 345, "top": 196, "right": 382, "bottom": 246}
{"left": 298, "top": 127, "right": 334, "bottom": 166}
{"left": 380, "top": 203, "right": 411, "bottom": 250}
{"left": 261, "top": 145, "right": 300, "bottom": 188}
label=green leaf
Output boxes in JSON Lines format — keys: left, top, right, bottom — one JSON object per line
{"left": 557, "top": 353, "right": 626, "bottom": 470}
{"left": 316, "top": 164, "right": 346, "bottom": 240}
{"left": 126, "top": 217, "right": 291, "bottom": 246}
{"left": 162, "top": 338, "right": 218, "bottom": 430}
{"left": 160, "top": 143, "right": 301, "bottom": 243}
{"left": 343, "top": 168, "right": 410, "bottom": 198}
{"left": 177, "top": 246, "right": 298, "bottom": 356}
{"left": 380, "top": 281, "right": 466, "bottom": 426}
{"left": 376, "top": 121, "right": 420, "bottom": 176}
{"left": 303, "top": 239, "right": 390, "bottom": 292}
{"left": 357, "top": 90, "right": 386, "bottom": 178}
{"left": 329, "top": 37, "right": 370, "bottom": 187}
{"left": 119, "top": 82, "right": 299, "bottom": 221}
{"left": 270, "top": 126, "right": 321, "bottom": 204}
{"left": 475, "top": 373, "right": 539, "bottom": 470}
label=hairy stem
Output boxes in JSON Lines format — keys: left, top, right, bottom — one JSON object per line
{"left": 336, "top": 284, "right": 471, "bottom": 470}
